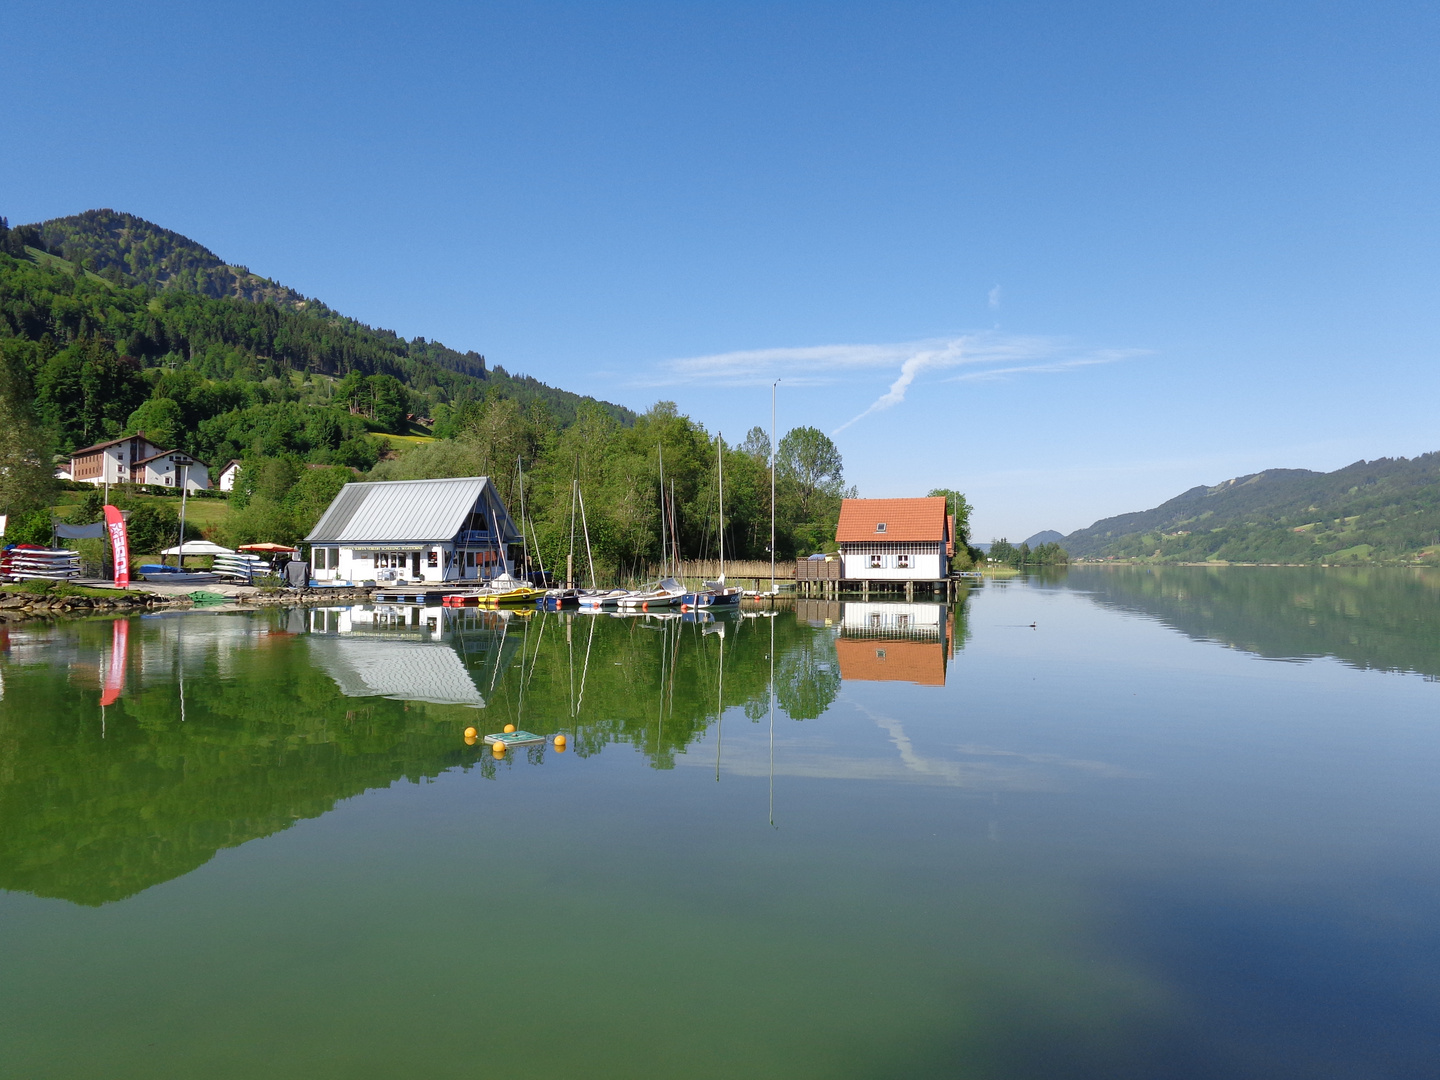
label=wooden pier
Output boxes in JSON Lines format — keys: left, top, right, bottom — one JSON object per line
{"left": 794, "top": 559, "right": 974, "bottom": 602}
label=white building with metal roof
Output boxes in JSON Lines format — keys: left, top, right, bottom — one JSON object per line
{"left": 303, "top": 476, "right": 523, "bottom": 586}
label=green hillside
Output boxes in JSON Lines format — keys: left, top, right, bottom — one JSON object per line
{"left": 1065, "top": 455, "right": 1440, "bottom": 564}
{"left": 0, "top": 210, "right": 635, "bottom": 461}
{"left": 33, "top": 208, "right": 309, "bottom": 307}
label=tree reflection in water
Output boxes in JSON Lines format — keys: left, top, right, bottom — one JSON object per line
{"left": 0, "top": 597, "right": 974, "bottom": 905}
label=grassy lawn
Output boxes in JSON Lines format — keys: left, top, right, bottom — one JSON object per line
{"left": 374, "top": 432, "right": 435, "bottom": 447}
{"left": 1, "top": 581, "right": 133, "bottom": 599}
{"left": 51, "top": 491, "right": 232, "bottom": 532}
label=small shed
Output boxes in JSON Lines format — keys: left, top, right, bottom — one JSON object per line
{"left": 304, "top": 476, "right": 523, "bottom": 586}
{"left": 835, "top": 497, "right": 951, "bottom": 581}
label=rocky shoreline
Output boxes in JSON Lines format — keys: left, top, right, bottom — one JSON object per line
{"left": 0, "top": 586, "right": 381, "bottom": 623}
{"left": 238, "top": 588, "right": 379, "bottom": 606}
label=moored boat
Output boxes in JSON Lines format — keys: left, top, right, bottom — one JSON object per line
{"left": 616, "top": 576, "right": 687, "bottom": 610}
{"left": 577, "top": 588, "right": 631, "bottom": 610}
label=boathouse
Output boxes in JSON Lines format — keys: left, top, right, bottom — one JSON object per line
{"left": 833, "top": 601, "right": 959, "bottom": 686}
{"left": 835, "top": 497, "right": 952, "bottom": 581}
{"left": 304, "top": 476, "right": 523, "bottom": 586}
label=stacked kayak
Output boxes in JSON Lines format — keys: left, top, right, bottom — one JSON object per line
{"left": 2, "top": 546, "right": 81, "bottom": 581}
{"left": 213, "top": 552, "right": 270, "bottom": 583}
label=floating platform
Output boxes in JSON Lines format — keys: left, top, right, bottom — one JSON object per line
{"left": 482, "top": 730, "right": 546, "bottom": 747}
{"left": 373, "top": 589, "right": 449, "bottom": 604}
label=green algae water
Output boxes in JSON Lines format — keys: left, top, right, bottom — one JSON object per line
{"left": 2, "top": 568, "right": 1439, "bottom": 1078}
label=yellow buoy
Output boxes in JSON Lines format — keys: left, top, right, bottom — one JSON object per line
{"left": 504, "top": 724, "right": 516, "bottom": 734}
{"left": 464, "top": 726, "right": 478, "bottom": 739}
{"left": 492, "top": 741, "right": 506, "bottom": 755}
{"left": 553, "top": 734, "right": 567, "bottom": 749}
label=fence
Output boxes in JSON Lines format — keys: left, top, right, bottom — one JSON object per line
{"left": 643, "top": 559, "right": 796, "bottom": 581}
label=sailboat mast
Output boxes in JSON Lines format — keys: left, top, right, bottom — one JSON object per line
{"left": 658, "top": 444, "right": 667, "bottom": 578}
{"left": 770, "top": 380, "right": 778, "bottom": 593}
{"left": 578, "top": 486, "right": 598, "bottom": 588}
{"left": 517, "top": 456, "right": 530, "bottom": 580}
{"left": 568, "top": 477, "right": 578, "bottom": 589}
{"left": 717, "top": 434, "right": 725, "bottom": 582}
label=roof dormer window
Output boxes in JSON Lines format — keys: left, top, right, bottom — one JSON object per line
{"left": 876, "top": 523, "right": 887, "bottom": 533}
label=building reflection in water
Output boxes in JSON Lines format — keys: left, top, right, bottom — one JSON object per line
{"left": 301, "top": 604, "right": 523, "bottom": 707}
{"left": 793, "top": 599, "right": 960, "bottom": 686}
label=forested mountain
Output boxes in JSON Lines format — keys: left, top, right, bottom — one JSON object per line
{"left": 31, "top": 209, "right": 309, "bottom": 307}
{"left": 1065, "top": 455, "right": 1440, "bottom": 563}
{"left": 0, "top": 210, "right": 635, "bottom": 465}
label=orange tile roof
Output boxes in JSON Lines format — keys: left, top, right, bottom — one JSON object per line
{"left": 835, "top": 637, "right": 946, "bottom": 685}
{"left": 836, "top": 497, "right": 949, "bottom": 543}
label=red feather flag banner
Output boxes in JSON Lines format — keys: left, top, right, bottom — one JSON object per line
{"left": 104, "top": 505, "right": 130, "bottom": 588}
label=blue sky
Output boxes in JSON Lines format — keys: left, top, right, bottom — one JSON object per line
{"left": 5, "top": 1, "right": 1438, "bottom": 539}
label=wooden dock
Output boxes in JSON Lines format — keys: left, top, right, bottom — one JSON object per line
{"left": 794, "top": 559, "right": 975, "bottom": 601}
{"left": 372, "top": 588, "right": 450, "bottom": 605}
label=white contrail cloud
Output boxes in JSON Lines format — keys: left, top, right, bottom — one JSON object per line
{"left": 646, "top": 332, "right": 1144, "bottom": 433}
{"left": 831, "top": 339, "right": 967, "bottom": 434}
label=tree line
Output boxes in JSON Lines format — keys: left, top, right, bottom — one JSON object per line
{"left": 0, "top": 230, "right": 980, "bottom": 567}
{"left": 988, "top": 538, "right": 1069, "bottom": 567}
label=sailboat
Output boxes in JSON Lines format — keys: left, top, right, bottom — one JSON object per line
{"left": 681, "top": 434, "right": 743, "bottom": 611}
{"left": 617, "top": 449, "right": 685, "bottom": 611}
{"left": 572, "top": 481, "right": 630, "bottom": 610}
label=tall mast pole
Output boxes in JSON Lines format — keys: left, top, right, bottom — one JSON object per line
{"left": 568, "top": 476, "right": 578, "bottom": 590}
{"left": 516, "top": 455, "right": 530, "bottom": 580}
{"left": 717, "top": 433, "right": 725, "bottom": 584}
{"left": 658, "top": 443, "right": 667, "bottom": 579}
{"left": 770, "top": 380, "right": 779, "bottom": 594}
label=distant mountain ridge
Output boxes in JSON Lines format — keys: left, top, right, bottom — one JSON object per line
{"left": 1022, "top": 530, "right": 1063, "bottom": 547}
{"left": 1064, "top": 455, "right": 1440, "bottom": 564}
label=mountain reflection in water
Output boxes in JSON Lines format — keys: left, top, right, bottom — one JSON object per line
{"left": 1061, "top": 565, "right": 1440, "bottom": 679}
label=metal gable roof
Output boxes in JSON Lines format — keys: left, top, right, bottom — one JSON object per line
{"left": 303, "top": 476, "right": 518, "bottom": 544}
{"left": 307, "top": 638, "right": 487, "bottom": 707}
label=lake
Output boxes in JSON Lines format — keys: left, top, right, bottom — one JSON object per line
{"left": 2, "top": 567, "right": 1438, "bottom": 1078}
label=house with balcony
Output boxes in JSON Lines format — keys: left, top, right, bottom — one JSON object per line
{"left": 304, "top": 476, "right": 523, "bottom": 586}
{"left": 69, "top": 433, "right": 211, "bottom": 491}
{"left": 136, "top": 450, "right": 210, "bottom": 490}
{"left": 835, "top": 497, "right": 953, "bottom": 582}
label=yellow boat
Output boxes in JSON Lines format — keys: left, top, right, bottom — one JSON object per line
{"left": 473, "top": 586, "right": 543, "bottom": 607}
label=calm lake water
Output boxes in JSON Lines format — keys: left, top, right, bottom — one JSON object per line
{"left": 2, "top": 567, "right": 1438, "bottom": 1078}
